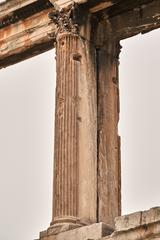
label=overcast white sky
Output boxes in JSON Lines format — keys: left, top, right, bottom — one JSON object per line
{"left": 0, "top": 29, "right": 160, "bottom": 240}
{"left": 0, "top": 50, "right": 55, "bottom": 240}
{"left": 0, "top": 0, "right": 6, "bottom": 4}
{"left": 119, "top": 29, "right": 160, "bottom": 214}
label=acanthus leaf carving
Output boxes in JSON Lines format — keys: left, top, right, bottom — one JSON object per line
{"left": 48, "top": 4, "right": 79, "bottom": 35}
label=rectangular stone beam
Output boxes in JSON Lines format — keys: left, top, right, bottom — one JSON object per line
{"left": 0, "top": 0, "right": 38, "bottom": 18}
{"left": 52, "top": 0, "right": 120, "bottom": 12}
{"left": 0, "top": 0, "right": 119, "bottom": 17}
{"left": 0, "top": 8, "right": 56, "bottom": 68}
{"left": 109, "top": 0, "right": 160, "bottom": 40}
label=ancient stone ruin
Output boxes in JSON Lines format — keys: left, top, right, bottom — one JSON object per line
{"left": 0, "top": 0, "right": 160, "bottom": 239}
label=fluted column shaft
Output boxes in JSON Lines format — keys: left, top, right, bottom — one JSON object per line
{"left": 50, "top": 22, "right": 98, "bottom": 225}
{"left": 52, "top": 33, "right": 80, "bottom": 224}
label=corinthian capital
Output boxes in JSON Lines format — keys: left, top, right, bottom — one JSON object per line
{"left": 49, "top": 4, "right": 79, "bottom": 35}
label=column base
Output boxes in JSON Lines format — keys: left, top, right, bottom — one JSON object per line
{"left": 39, "top": 223, "right": 114, "bottom": 240}
{"left": 50, "top": 216, "right": 85, "bottom": 225}
{"left": 42, "top": 222, "right": 82, "bottom": 237}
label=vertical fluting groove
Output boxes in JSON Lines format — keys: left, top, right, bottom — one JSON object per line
{"left": 73, "top": 36, "right": 76, "bottom": 217}
{"left": 63, "top": 36, "right": 67, "bottom": 216}
{"left": 59, "top": 41, "right": 62, "bottom": 216}
{"left": 58, "top": 42, "right": 61, "bottom": 217}
{"left": 57, "top": 45, "right": 59, "bottom": 217}
{"left": 70, "top": 35, "right": 73, "bottom": 217}
{"left": 54, "top": 41, "right": 61, "bottom": 217}
{"left": 61, "top": 39, "right": 64, "bottom": 216}
{"left": 96, "top": 48, "right": 100, "bottom": 223}
{"left": 74, "top": 41, "right": 81, "bottom": 218}
{"left": 52, "top": 33, "right": 79, "bottom": 223}
{"left": 75, "top": 36, "right": 79, "bottom": 217}
{"left": 67, "top": 35, "right": 71, "bottom": 217}
{"left": 67, "top": 35, "right": 70, "bottom": 215}
{"left": 59, "top": 42, "right": 63, "bottom": 216}
{"left": 55, "top": 45, "right": 57, "bottom": 218}
{"left": 71, "top": 34, "right": 73, "bottom": 217}
{"left": 72, "top": 36, "right": 75, "bottom": 217}
{"left": 60, "top": 40, "right": 63, "bottom": 217}
{"left": 67, "top": 35, "right": 70, "bottom": 216}
{"left": 74, "top": 36, "right": 77, "bottom": 217}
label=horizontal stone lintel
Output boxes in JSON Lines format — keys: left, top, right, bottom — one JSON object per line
{"left": 0, "top": 0, "right": 120, "bottom": 18}
{"left": 0, "top": 0, "right": 39, "bottom": 18}
{"left": 109, "top": 0, "right": 160, "bottom": 40}
{"left": 0, "top": 8, "right": 56, "bottom": 68}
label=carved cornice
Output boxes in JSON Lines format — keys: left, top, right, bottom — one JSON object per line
{"left": 49, "top": 4, "right": 80, "bottom": 35}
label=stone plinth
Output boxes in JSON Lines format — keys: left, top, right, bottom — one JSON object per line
{"left": 39, "top": 223, "right": 113, "bottom": 240}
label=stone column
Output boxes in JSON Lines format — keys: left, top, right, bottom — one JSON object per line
{"left": 49, "top": 8, "right": 97, "bottom": 227}
{"left": 95, "top": 19, "right": 121, "bottom": 228}
{"left": 52, "top": 32, "right": 80, "bottom": 225}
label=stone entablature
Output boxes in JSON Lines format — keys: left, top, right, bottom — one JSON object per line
{"left": 0, "top": 0, "right": 160, "bottom": 67}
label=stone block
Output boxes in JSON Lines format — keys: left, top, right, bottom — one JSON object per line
{"left": 142, "top": 207, "right": 160, "bottom": 225}
{"left": 115, "top": 207, "right": 160, "bottom": 231}
{"left": 115, "top": 212, "right": 142, "bottom": 231}
{"left": 39, "top": 223, "right": 113, "bottom": 240}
